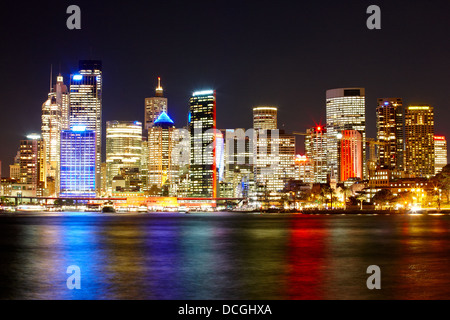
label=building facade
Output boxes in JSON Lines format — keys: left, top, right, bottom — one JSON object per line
{"left": 147, "top": 112, "right": 178, "bottom": 196}
{"left": 305, "top": 126, "right": 328, "bottom": 183}
{"left": 339, "top": 129, "right": 363, "bottom": 181}
{"left": 189, "top": 90, "right": 216, "bottom": 198}
{"left": 253, "top": 106, "right": 277, "bottom": 130}
{"left": 69, "top": 60, "right": 102, "bottom": 194}
{"left": 19, "top": 134, "right": 47, "bottom": 197}
{"left": 434, "top": 135, "right": 447, "bottom": 175}
{"left": 59, "top": 128, "right": 96, "bottom": 198}
{"left": 105, "top": 121, "right": 143, "bottom": 195}
{"left": 376, "top": 98, "right": 404, "bottom": 170}
{"left": 405, "top": 105, "right": 434, "bottom": 177}
{"left": 326, "top": 88, "right": 366, "bottom": 182}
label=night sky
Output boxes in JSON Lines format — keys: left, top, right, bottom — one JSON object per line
{"left": 1, "top": 0, "right": 449, "bottom": 175}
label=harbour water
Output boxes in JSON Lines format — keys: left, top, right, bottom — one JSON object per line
{"left": 0, "top": 212, "right": 449, "bottom": 300}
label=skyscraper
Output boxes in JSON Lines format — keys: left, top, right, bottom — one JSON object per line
{"left": 147, "top": 112, "right": 178, "bottom": 196}
{"left": 339, "top": 130, "right": 363, "bottom": 181}
{"left": 105, "top": 121, "right": 143, "bottom": 195}
{"left": 189, "top": 90, "right": 216, "bottom": 198}
{"left": 326, "top": 88, "right": 366, "bottom": 181}
{"left": 60, "top": 127, "right": 96, "bottom": 198}
{"left": 145, "top": 77, "right": 168, "bottom": 131}
{"left": 405, "top": 105, "right": 435, "bottom": 177}
{"left": 376, "top": 98, "right": 404, "bottom": 170}
{"left": 54, "top": 74, "right": 70, "bottom": 130}
{"left": 253, "top": 106, "right": 277, "bottom": 130}
{"left": 305, "top": 125, "right": 328, "bottom": 183}
{"left": 434, "top": 136, "right": 447, "bottom": 175}
{"left": 41, "top": 73, "right": 69, "bottom": 196}
{"left": 69, "top": 60, "right": 102, "bottom": 194}
{"left": 19, "top": 134, "right": 47, "bottom": 197}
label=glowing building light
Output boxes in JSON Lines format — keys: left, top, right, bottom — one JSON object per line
{"left": 72, "top": 126, "right": 86, "bottom": 132}
{"left": 26, "top": 133, "right": 41, "bottom": 140}
{"left": 72, "top": 74, "right": 83, "bottom": 80}
{"left": 193, "top": 90, "right": 214, "bottom": 96}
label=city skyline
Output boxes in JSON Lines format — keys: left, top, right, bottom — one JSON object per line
{"left": 1, "top": 1, "right": 450, "bottom": 175}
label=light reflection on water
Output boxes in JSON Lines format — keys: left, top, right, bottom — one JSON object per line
{"left": 0, "top": 212, "right": 450, "bottom": 299}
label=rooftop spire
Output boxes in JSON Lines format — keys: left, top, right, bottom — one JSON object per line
{"left": 155, "top": 77, "right": 163, "bottom": 97}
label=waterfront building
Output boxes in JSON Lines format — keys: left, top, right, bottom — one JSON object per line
{"left": 147, "top": 111, "right": 178, "bottom": 196}
{"left": 405, "top": 105, "right": 434, "bottom": 177}
{"left": 376, "top": 98, "right": 404, "bottom": 170}
{"left": 69, "top": 60, "right": 102, "bottom": 193}
{"left": 145, "top": 77, "right": 168, "bottom": 131}
{"left": 19, "top": 134, "right": 47, "bottom": 197}
{"left": 339, "top": 129, "right": 363, "bottom": 181}
{"left": 326, "top": 88, "right": 366, "bottom": 181}
{"left": 434, "top": 135, "right": 447, "bottom": 175}
{"left": 254, "top": 129, "right": 296, "bottom": 205}
{"left": 223, "top": 128, "right": 255, "bottom": 199}
{"left": 189, "top": 90, "right": 217, "bottom": 198}
{"left": 105, "top": 121, "right": 142, "bottom": 195}
{"left": 59, "top": 127, "right": 96, "bottom": 198}
{"left": 305, "top": 126, "right": 327, "bottom": 183}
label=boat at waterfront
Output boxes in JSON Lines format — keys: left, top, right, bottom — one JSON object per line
{"left": 101, "top": 205, "right": 116, "bottom": 213}
{"left": 16, "top": 205, "right": 45, "bottom": 212}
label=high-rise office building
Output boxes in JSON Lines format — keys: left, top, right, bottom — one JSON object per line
{"left": 54, "top": 74, "right": 70, "bottom": 130}
{"left": 254, "top": 129, "right": 296, "bottom": 202}
{"left": 105, "top": 121, "right": 142, "bottom": 195}
{"left": 223, "top": 128, "right": 255, "bottom": 199}
{"left": 69, "top": 60, "right": 102, "bottom": 194}
{"left": 189, "top": 90, "right": 216, "bottom": 198}
{"left": 19, "top": 134, "right": 47, "bottom": 196}
{"left": 339, "top": 130, "right": 363, "bottom": 181}
{"left": 60, "top": 127, "right": 96, "bottom": 198}
{"left": 305, "top": 126, "right": 328, "bottom": 183}
{"left": 41, "top": 95, "right": 61, "bottom": 185}
{"left": 41, "top": 73, "right": 69, "bottom": 196}
{"left": 253, "top": 106, "right": 277, "bottom": 130}
{"left": 147, "top": 112, "right": 178, "bottom": 195}
{"left": 326, "top": 88, "right": 366, "bottom": 181}
{"left": 376, "top": 98, "right": 404, "bottom": 170}
{"left": 405, "top": 105, "right": 434, "bottom": 177}
{"left": 145, "top": 77, "right": 168, "bottom": 131}
{"left": 434, "top": 136, "right": 447, "bottom": 175}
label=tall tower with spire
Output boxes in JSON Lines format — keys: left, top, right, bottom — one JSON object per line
{"left": 145, "top": 77, "right": 168, "bottom": 131}
{"left": 41, "top": 67, "right": 69, "bottom": 196}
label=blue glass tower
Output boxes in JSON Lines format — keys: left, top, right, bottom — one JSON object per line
{"left": 60, "top": 127, "right": 96, "bottom": 198}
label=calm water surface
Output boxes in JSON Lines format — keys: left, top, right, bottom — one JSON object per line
{"left": 0, "top": 212, "right": 449, "bottom": 300}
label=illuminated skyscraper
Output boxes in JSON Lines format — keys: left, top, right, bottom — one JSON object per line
{"left": 189, "top": 90, "right": 216, "bottom": 198}
{"left": 145, "top": 77, "right": 168, "bottom": 130}
{"left": 376, "top": 98, "right": 404, "bottom": 170}
{"left": 339, "top": 130, "right": 363, "bottom": 181}
{"left": 434, "top": 136, "right": 447, "bottom": 175}
{"left": 223, "top": 129, "right": 255, "bottom": 199}
{"left": 19, "top": 134, "right": 47, "bottom": 197}
{"left": 305, "top": 126, "right": 327, "bottom": 183}
{"left": 60, "top": 127, "right": 96, "bottom": 198}
{"left": 69, "top": 60, "right": 102, "bottom": 194}
{"left": 405, "top": 105, "right": 434, "bottom": 177}
{"left": 105, "top": 121, "right": 142, "bottom": 194}
{"left": 148, "top": 112, "right": 178, "bottom": 196}
{"left": 253, "top": 106, "right": 277, "bottom": 130}
{"left": 54, "top": 74, "right": 70, "bottom": 130}
{"left": 254, "top": 129, "right": 296, "bottom": 203}
{"left": 41, "top": 73, "right": 69, "bottom": 196}
{"left": 326, "top": 88, "right": 366, "bottom": 181}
